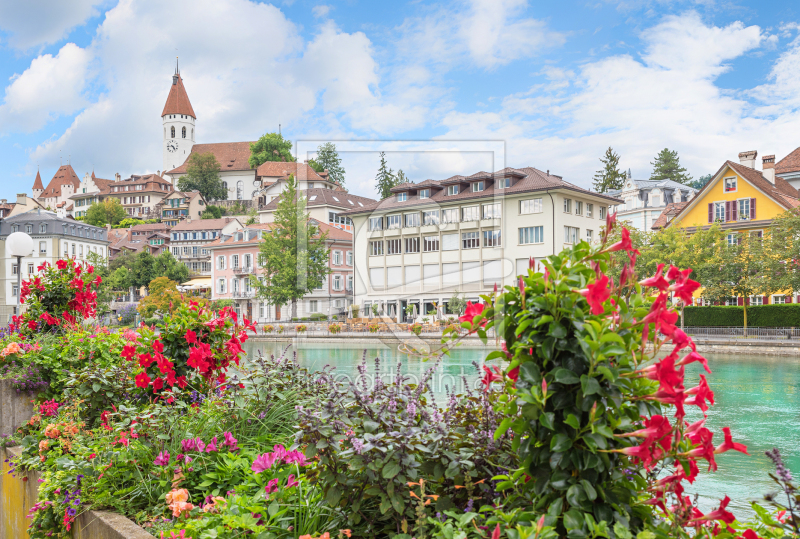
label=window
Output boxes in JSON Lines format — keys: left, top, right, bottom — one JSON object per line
{"left": 79, "top": 245, "right": 83, "bottom": 258}
{"left": 724, "top": 177, "right": 737, "bottom": 192}
{"left": 333, "top": 250, "right": 343, "bottom": 264}
{"left": 405, "top": 237, "right": 420, "bottom": 253}
{"left": 482, "top": 203, "right": 501, "bottom": 219}
{"left": 750, "top": 295, "right": 764, "bottom": 306}
{"left": 564, "top": 226, "right": 579, "bottom": 244}
{"left": 232, "top": 279, "right": 240, "bottom": 293}
{"left": 563, "top": 198, "right": 572, "bottom": 213}
{"left": 11, "top": 225, "right": 18, "bottom": 232}
{"left": 232, "top": 254, "right": 239, "bottom": 269}
{"left": 222, "top": 181, "right": 228, "bottom": 191}
{"left": 462, "top": 231, "right": 479, "bottom": 249}
{"left": 774, "top": 295, "right": 786, "bottom": 304}
{"left": 218, "top": 256, "right": 226, "bottom": 270}
{"left": 397, "top": 192, "right": 408, "bottom": 202}
{"left": 462, "top": 206, "right": 479, "bottom": 221}
{"left": 333, "top": 275, "right": 343, "bottom": 291}
{"left": 738, "top": 198, "right": 750, "bottom": 220}
{"left": 497, "top": 177, "right": 511, "bottom": 189}
{"left": 587, "top": 203, "right": 594, "bottom": 218}
{"left": 441, "top": 208, "right": 459, "bottom": 224}
{"left": 483, "top": 230, "right": 501, "bottom": 247}
{"left": 750, "top": 230, "right": 763, "bottom": 239}
{"left": 369, "top": 217, "right": 384, "bottom": 231}
{"left": 447, "top": 185, "right": 459, "bottom": 196}
{"left": 63, "top": 243, "right": 69, "bottom": 255}
{"left": 171, "top": 126, "right": 176, "bottom": 138}
{"left": 650, "top": 195, "right": 661, "bottom": 207}
{"left": 423, "top": 210, "right": 439, "bottom": 226}
{"left": 25, "top": 224, "right": 32, "bottom": 234}
{"left": 386, "top": 214, "right": 401, "bottom": 229}
{"left": 472, "top": 181, "right": 484, "bottom": 192}
{"left": 218, "top": 279, "right": 226, "bottom": 294}
{"left": 182, "top": 126, "right": 186, "bottom": 139}
{"left": 370, "top": 241, "right": 384, "bottom": 256}
{"left": 442, "top": 233, "right": 459, "bottom": 251}
{"left": 575, "top": 201, "right": 583, "bottom": 216}
{"left": 309, "top": 300, "right": 318, "bottom": 312}
{"left": 423, "top": 236, "right": 439, "bottom": 252}
{"left": 586, "top": 229, "right": 594, "bottom": 242}
{"left": 727, "top": 233, "right": 739, "bottom": 245}
{"left": 346, "top": 251, "right": 353, "bottom": 266}
{"left": 39, "top": 241, "right": 46, "bottom": 254}
{"left": 11, "top": 264, "right": 18, "bottom": 275}
{"left": 419, "top": 189, "right": 430, "bottom": 199}
{"left": 404, "top": 213, "right": 420, "bottom": 227}
{"left": 520, "top": 199, "right": 543, "bottom": 214}
{"left": 173, "top": 247, "right": 180, "bottom": 256}
{"left": 714, "top": 202, "right": 726, "bottom": 221}
{"left": 346, "top": 275, "right": 353, "bottom": 291}
{"left": 12, "top": 284, "right": 18, "bottom": 298}
{"left": 599, "top": 207, "right": 607, "bottom": 219}
{"left": 519, "top": 226, "right": 544, "bottom": 245}
{"left": 386, "top": 239, "right": 401, "bottom": 255}
{"left": 183, "top": 247, "right": 190, "bottom": 255}
{"left": 39, "top": 224, "right": 46, "bottom": 233}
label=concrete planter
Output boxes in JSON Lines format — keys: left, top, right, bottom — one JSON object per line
{"left": 0, "top": 379, "right": 36, "bottom": 437}
{"left": 0, "top": 447, "right": 153, "bottom": 539}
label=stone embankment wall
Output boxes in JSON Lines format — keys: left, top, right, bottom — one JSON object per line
{"left": 0, "top": 380, "right": 35, "bottom": 437}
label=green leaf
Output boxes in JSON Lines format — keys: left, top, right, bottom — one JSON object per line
{"left": 564, "top": 414, "right": 581, "bottom": 430}
{"left": 566, "top": 484, "right": 584, "bottom": 507}
{"left": 92, "top": 383, "right": 101, "bottom": 392}
{"left": 550, "top": 433, "right": 572, "bottom": 453}
{"left": 579, "top": 480, "right": 597, "bottom": 501}
{"left": 363, "top": 420, "right": 379, "bottom": 433}
{"left": 382, "top": 461, "right": 401, "bottom": 479}
{"left": 552, "top": 368, "right": 580, "bottom": 384}
{"left": 599, "top": 333, "right": 625, "bottom": 345}
{"left": 379, "top": 497, "right": 392, "bottom": 515}
{"left": 494, "top": 418, "right": 513, "bottom": 440}
{"left": 580, "top": 375, "right": 601, "bottom": 396}
{"left": 325, "top": 486, "right": 342, "bottom": 507}
{"left": 563, "top": 509, "right": 585, "bottom": 531}
{"left": 613, "top": 523, "right": 632, "bottom": 539}
{"left": 539, "top": 412, "right": 555, "bottom": 430}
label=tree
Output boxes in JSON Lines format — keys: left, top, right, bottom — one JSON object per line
{"left": 155, "top": 251, "right": 190, "bottom": 283}
{"left": 86, "top": 251, "right": 113, "bottom": 316}
{"left": 375, "top": 152, "right": 398, "bottom": 200}
{"left": 592, "top": 147, "right": 625, "bottom": 193}
{"left": 313, "top": 142, "right": 346, "bottom": 186}
{"left": 109, "top": 266, "right": 133, "bottom": 291}
{"left": 132, "top": 252, "right": 158, "bottom": 289}
{"left": 396, "top": 169, "right": 408, "bottom": 184}
{"left": 137, "top": 277, "right": 183, "bottom": 318}
{"left": 248, "top": 132, "right": 295, "bottom": 168}
{"left": 109, "top": 250, "right": 136, "bottom": 273}
{"left": 177, "top": 152, "right": 227, "bottom": 201}
{"left": 252, "top": 174, "right": 330, "bottom": 319}
{"left": 650, "top": 148, "right": 692, "bottom": 185}
{"left": 202, "top": 205, "right": 226, "bottom": 219}
{"left": 112, "top": 218, "right": 158, "bottom": 229}
{"left": 687, "top": 173, "right": 712, "bottom": 190}
{"left": 447, "top": 291, "right": 467, "bottom": 315}
{"left": 85, "top": 198, "right": 126, "bottom": 227}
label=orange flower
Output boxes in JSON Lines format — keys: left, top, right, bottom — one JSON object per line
{"left": 38, "top": 440, "right": 49, "bottom": 451}
{"left": 170, "top": 501, "right": 194, "bottom": 518}
{"left": 166, "top": 489, "right": 189, "bottom": 504}
{"left": 340, "top": 531, "right": 352, "bottom": 538}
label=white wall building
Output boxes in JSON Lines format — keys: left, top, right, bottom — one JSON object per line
{"left": 607, "top": 178, "right": 696, "bottom": 231}
{"left": 341, "top": 167, "right": 621, "bottom": 321}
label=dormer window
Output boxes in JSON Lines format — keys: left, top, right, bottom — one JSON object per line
{"left": 419, "top": 189, "right": 430, "bottom": 199}
{"left": 397, "top": 192, "right": 408, "bottom": 202}
{"left": 497, "top": 177, "right": 511, "bottom": 189}
{"left": 447, "top": 185, "right": 458, "bottom": 196}
{"left": 472, "top": 181, "right": 484, "bottom": 192}
{"left": 724, "top": 177, "right": 737, "bottom": 192}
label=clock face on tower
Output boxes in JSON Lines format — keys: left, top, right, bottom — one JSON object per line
{"left": 166, "top": 140, "right": 178, "bottom": 153}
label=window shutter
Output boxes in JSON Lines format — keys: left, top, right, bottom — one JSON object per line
{"left": 725, "top": 201, "right": 731, "bottom": 222}
{"left": 788, "top": 296, "right": 794, "bottom": 304}
{"left": 745, "top": 297, "right": 750, "bottom": 306}
{"left": 737, "top": 297, "right": 743, "bottom": 306}
{"left": 764, "top": 296, "right": 769, "bottom": 305}
{"left": 708, "top": 203, "right": 713, "bottom": 223}
{"left": 751, "top": 198, "right": 756, "bottom": 220}
{"left": 731, "top": 200, "right": 738, "bottom": 221}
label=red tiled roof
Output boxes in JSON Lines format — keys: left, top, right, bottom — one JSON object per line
{"left": 776, "top": 147, "right": 800, "bottom": 175}
{"left": 651, "top": 202, "right": 689, "bottom": 230}
{"left": 166, "top": 142, "right": 255, "bottom": 175}
{"left": 131, "top": 223, "right": 170, "bottom": 232}
{"left": 256, "top": 161, "right": 328, "bottom": 183}
{"left": 171, "top": 217, "right": 240, "bottom": 231}
{"left": 40, "top": 165, "right": 80, "bottom": 199}
{"left": 32, "top": 171, "right": 44, "bottom": 190}
{"left": 203, "top": 220, "right": 351, "bottom": 249}
{"left": 162, "top": 73, "right": 196, "bottom": 118}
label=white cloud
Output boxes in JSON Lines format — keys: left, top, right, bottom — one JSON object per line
{"left": 0, "top": 0, "right": 105, "bottom": 50}
{"left": 311, "top": 5, "right": 331, "bottom": 18}
{"left": 0, "top": 43, "right": 91, "bottom": 133}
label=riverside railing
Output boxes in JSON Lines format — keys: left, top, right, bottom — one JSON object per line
{"left": 683, "top": 326, "right": 800, "bottom": 341}
{"left": 257, "top": 321, "right": 496, "bottom": 339}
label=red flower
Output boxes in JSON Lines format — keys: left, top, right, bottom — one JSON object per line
{"left": 458, "top": 301, "right": 486, "bottom": 326}
{"left": 26, "top": 320, "right": 38, "bottom": 330}
{"left": 685, "top": 374, "right": 714, "bottom": 413}
{"left": 185, "top": 330, "right": 197, "bottom": 344}
{"left": 738, "top": 530, "right": 760, "bottom": 539}
{"left": 581, "top": 274, "right": 611, "bottom": 315}
{"left": 138, "top": 353, "right": 155, "bottom": 368}
{"left": 153, "top": 339, "right": 164, "bottom": 354}
{"left": 176, "top": 376, "right": 188, "bottom": 389}
{"left": 685, "top": 427, "right": 717, "bottom": 471}
{"left": 676, "top": 351, "right": 711, "bottom": 374}
{"left": 714, "top": 427, "right": 749, "bottom": 455}
{"left": 690, "top": 496, "right": 735, "bottom": 524}
{"left": 121, "top": 345, "right": 136, "bottom": 361}
{"left": 606, "top": 228, "right": 640, "bottom": 255}
{"left": 56, "top": 259, "right": 68, "bottom": 270}
{"left": 491, "top": 524, "right": 501, "bottom": 539}
{"left": 639, "top": 264, "right": 669, "bottom": 291}
{"left": 135, "top": 371, "right": 151, "bottom": 388}
{"left": 507, "top": 366, "right": 519, "bottom": 382}
{"left": 152, "top": 377, "right": 164, "bottom": 392}
{"left": 481, "top": 365, "right": 503, "bottom": 391}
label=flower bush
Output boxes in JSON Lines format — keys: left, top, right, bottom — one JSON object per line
{"left": 296, "top": 323, "right": 308, "bottom": 333}
{"left": 408, "top": 323, "right": 422, "bottom": 336}
{"left": 328, "top": 323, "right": 342, "bottom": 334}
{"left": 368, "top": 322, "right": 379, "bottom": 333}
{"left": 263, "top": 324, "right": 275, "bottom": 334}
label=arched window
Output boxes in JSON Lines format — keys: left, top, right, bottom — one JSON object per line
{"left": 182, "top": 126, "right": 186, "bottom": 138}
{"left": 170, "top": 126, "right": 175, "bottom": 138}
{"left": 222, "top": 181, "right": 228, "bottom": 191}
{"left": 236, "top": 181, "right": 243, "bottom": 200}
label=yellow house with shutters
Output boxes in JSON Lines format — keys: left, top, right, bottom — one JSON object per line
{"left": 659, "top": 150, "right": 800, "bottom": 305}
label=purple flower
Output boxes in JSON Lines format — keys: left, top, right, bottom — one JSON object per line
{"left": 351, "top": 437, "right": 364, "bottom": 455}
{"left": 154, "top": 451, "right": 170, "bottom": 466}
{"left": 766, "top": 448, "right": 793, "bottom": 483}
{"left": 251, "top": 452, "right": 279, "bottom": 473}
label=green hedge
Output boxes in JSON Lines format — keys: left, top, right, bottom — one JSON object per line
{"left": 681, "top": 304, "right": 800, "bottom": 327}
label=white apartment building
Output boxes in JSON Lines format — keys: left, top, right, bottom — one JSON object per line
{"left": 170, "top": 217, "right": 243, "bottom": 276}
{"left": 607, "top": 178, "right": 696, "bottom": 231}
{"left": 341, "top": 167, "right": 621, "bottom": 322}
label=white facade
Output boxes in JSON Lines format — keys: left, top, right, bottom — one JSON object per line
{"left": 163, "top": 113, "right": 196, "bottom": 174}
{"left": 608, "top": 178, "right": 697, "bottom": 231}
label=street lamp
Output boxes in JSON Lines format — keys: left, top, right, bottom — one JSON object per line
{"left": 7, "top": 231, "right": 33, "bottom": 317}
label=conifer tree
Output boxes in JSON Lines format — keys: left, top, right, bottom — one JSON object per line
{"left": 592, "top": 147, "right": 625, "bottom": 193}
{"left": 376, "top": 152, "right": 398, "bottom": 200}
{"left": 650, "top": 148, "right": 692, "bottom": 185}
{"left": 313, "top": 142, "right": 346, "bottom": 187}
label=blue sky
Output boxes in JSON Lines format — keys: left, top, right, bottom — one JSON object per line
{"left": 1, "top": 0, "right": 799, "bottom": 201}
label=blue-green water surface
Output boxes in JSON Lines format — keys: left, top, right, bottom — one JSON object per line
{"left": 242, "top": 340, "right": 800, "bottom": 515}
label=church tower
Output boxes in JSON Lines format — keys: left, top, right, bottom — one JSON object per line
{"left": 32, "top": 170, "right": 44, "bottom": 199}
{"left": 162, "top": 59, "right": 196, "bottom": 181}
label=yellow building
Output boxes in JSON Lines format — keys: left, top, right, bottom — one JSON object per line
{"left": 659, "top": 150, "right": 800, "bottom": 305}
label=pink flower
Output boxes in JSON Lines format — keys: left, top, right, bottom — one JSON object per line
{"left": 580, "top": 274, "right": 611, "bottom": 315}
{"left": 639, "top": 264, "right": 669, "bottom": 291}
{"left": 223, "top": 432, "right": 239, "bottom": 452}
{"left": 458, "top": 301, "right": 486, "bottom": 326}
{"left": 606, "top": 227, "right": 639, "bottom": 255}
{"left": 154, "top": 451, "right": 170, "bottom": 466}
{"left": 264, "top": 478, "right": 279, "bottom": 494}
{"left": 286, "top": 474, "right": 299, "bottom": 488}
{"left": 284, "top": 450, "right": 307, "bottom": 466}
{"left": 205, "top": 436, "right": 218, "bottom": 453}
{"left": 251, "top": 452, "right": 279, "bottom": 473}
{"left": 714, "top": 427, "right": 749, "bottom": 456}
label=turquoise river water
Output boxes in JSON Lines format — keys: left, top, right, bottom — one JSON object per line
{"left": 241, "top": 339, "right": 800, "bottom": 515}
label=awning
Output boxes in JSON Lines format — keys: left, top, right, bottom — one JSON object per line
{"left": 183, "top": 277, "right": 212, "bottom": 290}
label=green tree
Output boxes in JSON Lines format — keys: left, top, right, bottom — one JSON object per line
{"left": 109, "top": 250, "right": 136, "bottom": 273}
{"left": 375, "top": 152, "right": 398, "bottom": 200}
{"left": 201, "top": 205, "right": 226, "bottom": 219}
{"left": 112, "top": 218, "right": 158, "bottom": 229}
{"left": 109, "top": 266, "right": 133, "bottom": 291}
{"left": 687, "top": 173, "right": 712, "bottom": 190}
{"left": 396, "top": 169, "right": 408, "bottom": 184}
{"left": 137, "top": 277, "right": 181, "bottom": 318}
{"left": 312, "top": 142, "right": 346, "bottom": 186}
{"left": 248, "top": 132, "right": 295, "bottom": 168}
{"left": 85, "top": 198, "right": 126, "bottom": 227}
{"left": 155, "top": 251, "right": 190, "bottom": 283}
{"left": 592, "top": 147, "right": 625, "bottom": 193}
{"left": 252, "top": 174, "right": 330, "bottom": 319}
{"left": 650, "top": 148, "right": 692, "bottom": 185}
{"left": 86, "top": 251, "right": 113, "bottom": 316}
{"left": 177, "top": 152, "right": 227, "bottom": 201}
{"left": 132, "top": 252, "right": 158, "bottom": 289}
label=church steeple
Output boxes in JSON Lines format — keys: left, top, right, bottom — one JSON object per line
{"left": 162, "top": 60, "right": 197, "bottom": 177}
{"left": 32, "top": 170, "right": 44, "bottom": 198}
{"left": 162, "top": 58, "right": 196, "bottom": 118}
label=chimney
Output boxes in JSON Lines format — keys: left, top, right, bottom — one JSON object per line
{"left": 16, "top": 193, "right": 27, "bottom": 205}
{"left": 304, "top": 159, "right": 309, "bottom": 164}
{"left": 739, "top": 150, "right": 757, "bottom": 169}
{"left": 115, "top": 172, "right": 121, "bottom": 182}
{"left": 763, "top": 154, "right": 776, "bottom": 184}
{"left": 157, "top": 170, "right": 161, "bottom": 176}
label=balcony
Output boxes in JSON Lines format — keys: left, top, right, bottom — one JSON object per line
{"left": 233, "top": 266, "right": 254, "bottom": 274}
{"left": 233, "top": 291, "right": 255, "bottom": 299}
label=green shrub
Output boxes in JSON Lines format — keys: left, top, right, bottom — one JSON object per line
{"left": 682, "top": 304, "right": 800, "bottom": 327}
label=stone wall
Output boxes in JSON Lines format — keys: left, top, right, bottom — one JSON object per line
{"left": 0, "top": 380, "right": 35, "bottom": 437}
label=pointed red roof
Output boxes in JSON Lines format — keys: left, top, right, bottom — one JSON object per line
{"left": 162, "top": 73, "right": 196, "bottom": 118}
{"left": 32, "top": 170, "right": 44, "bottom": 190}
